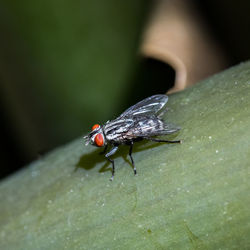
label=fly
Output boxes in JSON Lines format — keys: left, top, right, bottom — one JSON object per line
{"left": 84, "top": 94, "right": 181, "bottom": 181}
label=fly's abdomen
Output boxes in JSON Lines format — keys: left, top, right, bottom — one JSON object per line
{"left": 126, "top": 116, "right": 179, "bottom": 138}
{"left": 126, "top": 116, "right": 164, "bottom": 137}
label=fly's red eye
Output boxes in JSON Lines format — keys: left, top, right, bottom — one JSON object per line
{"left": 92, "top": 124, "right": 100, "bottom": 131}
{"left": 94, "top": 133, "right": 104, "bottom": 147}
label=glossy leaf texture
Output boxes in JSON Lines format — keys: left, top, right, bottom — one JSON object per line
{"left": 1, "top": 62, "right": 250, "bottom": 249}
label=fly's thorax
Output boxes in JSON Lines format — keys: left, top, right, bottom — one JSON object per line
{"left": 103, "top": 118, "right": 134, "bottom": 143}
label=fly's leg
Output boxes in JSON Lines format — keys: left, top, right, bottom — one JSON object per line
{"left": 105, "top": 146, "right": 118, "bottom": 181}
{"left": 129, "top": 142, "right": 137, "bottom": 176}
{"left": 146, "top": 137, "right": 182, "bottom": 144}
{"left": 99, "top": 145, "right": 108, "bottom": 155}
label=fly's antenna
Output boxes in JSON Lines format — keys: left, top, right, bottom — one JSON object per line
{"left": 83, "top": 134, "right": 91, "bottom": 145}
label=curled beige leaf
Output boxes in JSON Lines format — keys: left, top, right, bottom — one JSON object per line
{"left": 141, "top": 0, "right": 227, "bottom": 93}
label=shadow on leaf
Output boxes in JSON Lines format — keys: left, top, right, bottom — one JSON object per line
{"left": 75, "top": 134, "right": 181, "bottom": 174}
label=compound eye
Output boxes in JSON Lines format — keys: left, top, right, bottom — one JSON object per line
{"left": 92, "top": 124, "right": 100, "bottom": 131}
{"left": 94, "top": 133, "right": 104, "bottom": 147}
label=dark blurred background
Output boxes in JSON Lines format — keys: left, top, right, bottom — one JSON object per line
{"left": 1, "top": 0, "right": 250, "bottom": 180}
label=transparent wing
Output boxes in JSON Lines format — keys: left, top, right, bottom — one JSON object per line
{"left": 120, "top": 95, "right": 168, "bottom": 118}
{"left": 125, "top": 116, "right": 180, "bottom": 139}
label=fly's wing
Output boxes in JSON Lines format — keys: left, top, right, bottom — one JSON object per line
{"left": 125, "top": 116, "right": 180, "bottom": 140}
{"left": 120, "top": 95, "right": 168, "bottom": 118}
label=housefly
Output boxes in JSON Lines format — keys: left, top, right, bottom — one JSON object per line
{"left": 84, "top": 94, "right": 181, "bottom": 181}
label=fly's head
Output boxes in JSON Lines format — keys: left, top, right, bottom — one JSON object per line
{"left": 84, "top": 124, "right": 106, "bottom": 147}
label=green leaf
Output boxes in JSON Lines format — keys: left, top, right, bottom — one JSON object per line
{"left": 1, "top": 62, "right": 250, "bottom": 249}
{"left": 1, "top": 0, "right": 147, "bottom": 153}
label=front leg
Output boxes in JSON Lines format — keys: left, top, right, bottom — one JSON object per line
{"left": 105, "top": 146, "right": 118, "bottom": 181}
